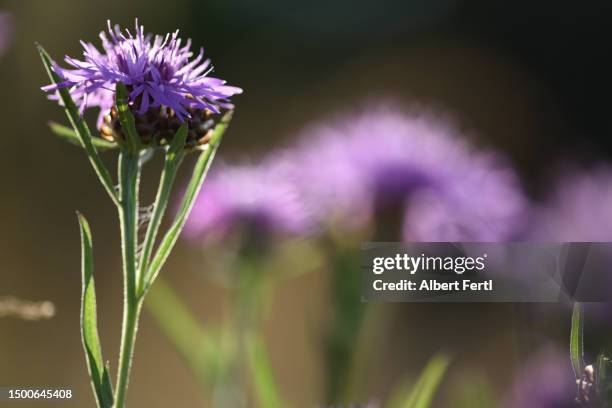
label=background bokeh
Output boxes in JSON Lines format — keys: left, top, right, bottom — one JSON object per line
{"left": 2, "top": 0, "right": 612, "bottom": 406}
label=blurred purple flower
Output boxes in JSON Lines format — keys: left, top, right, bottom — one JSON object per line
{"left": 184, "top": 160, "right": 313, "bottom": 244}
{"left": 0, "top": 12, "right": 13, "bottom": 57}
{"left": 285, "top": 105, "right": 526, "bottom": 241}
{"left": 503, "top": 346, "right": 575, "bottom": 408}
{"left": 42, "top": 20, "right": 242, "bottom": 126}
{"left": 531, "top": 166, "right": 612, "bottom": 241}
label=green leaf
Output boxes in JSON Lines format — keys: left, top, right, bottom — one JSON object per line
{"left": 167, "top": 123, "right": 189, "bottom": 157}
{"left": 37, "top": 44, "right": 119, "bottom": 207}
{"left": 136, "top": 124, "right": 188, "bottom": 295}
{"left": 570, "top": 302, "right": 585, "bottom": 379}
{"left": 401, "top": 354, "right": 452, "bottom": 408}
{"left": 145, "top": 278, "right": 219, "bottom": 388}
{"left": 144, "top": 112, "right": 232, "bottom": 290}
{"left": 246, "top": 335, "right": 283, "bottom": 408}
{"left": 49, "top": 122, "right": 118, "bottom": 151}
{"left": 77, "top": 213, "right": 114, "bottom": 408}
{"left": 115, "top": 82, "right": 141, "bottom": 153}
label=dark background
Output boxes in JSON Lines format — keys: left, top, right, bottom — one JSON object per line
{"left": 1, "top": 0, "right": 611, "bottom": 406}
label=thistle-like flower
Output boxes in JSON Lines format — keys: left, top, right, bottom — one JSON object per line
{"left": 284, "top": 105, "right": 526, "bottom": 241}
{"left": 185, "top": 160, "right": 313, "bottom": 246}
{"left": 42, "top": 20, "right": 242, "bottom": 148}
{"left": 38, "top": 20, "right": 240, "bottom": 408}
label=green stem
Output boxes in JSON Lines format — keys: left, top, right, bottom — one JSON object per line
{"left": 114, "top": 151, "right": 141, "bottom": 408}
{"left": 114, "top": 300, "right": 142, "bottom": 408}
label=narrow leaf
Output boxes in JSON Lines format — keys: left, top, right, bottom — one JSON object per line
{"left": 49, "top": 122, "right": 118, "bottom": 151}
{"left": 77, "top": 213, "right": 114, "bottom": 408}
{"left": 144, "top": 112, "right": 232, "bottom": 289}
{"left": 115, "top": 82, "right": 141, "bottom": 153}
{"left": 402, "top": 354, "right": 451, "bottom": 408}
{"left": 247, "top": 335, "right": 283, "bottom": 408}
{"left": 145, "top": 278, "right": 218, "bottom": 388}
{"left": 571, "top": 302, "right": 585, "bottom": 379}
{"left": 37, "top": 44, "right": 119, "bottom": 207}
{"left": 136, "top": 124, "right": 188, "bottom": 294}
{"left": 168, "top": 123, "right": 189, "bottom": 156}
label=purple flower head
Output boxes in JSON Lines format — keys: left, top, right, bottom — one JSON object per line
{"left": 184, "top": 159, "right": 313, "bottom": 246}
{"left": 0, "top": 12, "right": 13, "bottom": 58}
{"left": 287, "top": 105, "right": 526, "bottom": 241}
{"left": 42, "top": 20, "right": 242, "bottom": 128}
{"left": 503, "top": 346, "right": 575, "bottom": 408}
{"left": 531, "top": 166, "right": 612, "bottom": 241}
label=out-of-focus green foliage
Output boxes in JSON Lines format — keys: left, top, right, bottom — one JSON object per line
{"left": 388, "top": 353, "right": 451, "bottom": 408}
{"left": 247, "top": 334, "right": 283, "bottom": 408}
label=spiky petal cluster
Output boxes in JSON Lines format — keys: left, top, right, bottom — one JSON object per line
{"left": 42, "top": 20, "right": 242, "bottom": 126}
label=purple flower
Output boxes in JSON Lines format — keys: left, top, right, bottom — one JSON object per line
{"left": 285, "top": 105, "right": 526, "bottom": 241}
{"left": 184, "top": 160, "right": 313, "bottom": 245}
{"left": 531, "top": 166, "right": 612, "bottom": 241}
{"left": 503, "top": 346, "right": 575, "bottom": 408}
{"left": 0, "top": 12, "right": 13, "bottom": 58}
{"left": 42, "top": 20, "right": 242, "bottom": 127}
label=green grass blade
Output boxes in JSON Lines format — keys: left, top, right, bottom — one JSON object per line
{"left": 247, "top": 335, "right": 283, "bottom": 408}
{"left": 570, "top": 302, "right": 585, "bottom": 379}
{"left": 145, "top": 278, "right": 218, "bottom": 388}
{"left": 136, "top": 124, "right": 187, "bottom": 296}
{"left": 49, "top": 122, "right": 118, "bottom": 151}
{"left": 144, "top": 112, "right": 232, "bottom": 290}
{"left": 77, "top": 213, "right": 114, "bottom": 408}
{"left": 402, "top": 354, "right": 452, "bottom": 408}
{"left": 115, "top": 83, "right": 141, "bottom": 153}
{"left": 37, "top": 44, "right": 119, "bottom": 207}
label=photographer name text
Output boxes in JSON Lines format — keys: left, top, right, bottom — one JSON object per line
{"left": 371, "top": 253, "right": 493, "bottom": 293}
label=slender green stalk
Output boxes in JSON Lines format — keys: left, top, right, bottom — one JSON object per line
{"left": 136, "top": 159, "right": 182, "bottom": 293}
{"left": 137, "top": 126, "right": 188, "bottom": 295}
{"left": 114, "top": 151, "right": 142, "bottom": 408}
